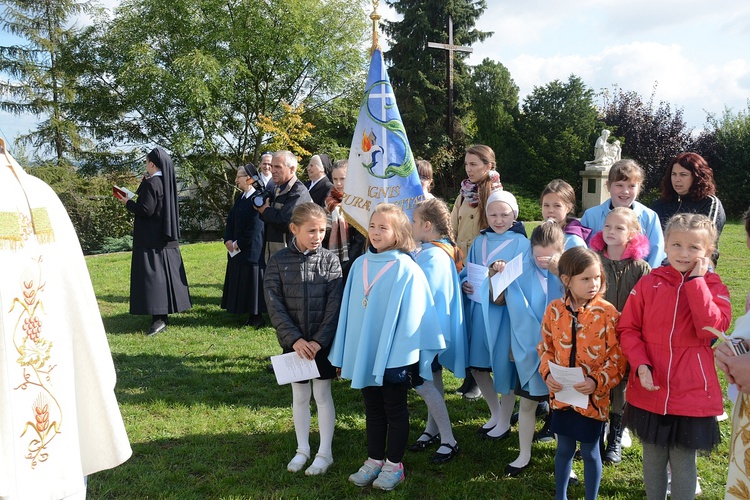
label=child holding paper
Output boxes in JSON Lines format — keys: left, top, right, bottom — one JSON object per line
{"left": 538, "top": 246, "right": 625, "bottom": 500}
{"left": 264, "top": 203, "right": 343, "bottom": 476}
{"left": 461, "top": 190, "right": 528, "bottom": 440}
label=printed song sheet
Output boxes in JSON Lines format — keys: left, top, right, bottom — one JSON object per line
{"left": 548, "top": 362, "right": 588, "bottom": 409}
{"left": 271, "top": 352, "right": 320, "bottom": 385}
{"left": 466, "top": 262, "right": 488, "bottom": 303}
{"left": 490, "top": 253, "right": 523, "bottom": 302}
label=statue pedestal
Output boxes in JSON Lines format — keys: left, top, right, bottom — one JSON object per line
{"left": 580, "top": 168, "right": 609, "bottom": 213}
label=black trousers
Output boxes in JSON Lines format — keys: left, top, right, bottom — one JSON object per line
{"left": 361, "top": 383, "right": 410, "bottom": 463}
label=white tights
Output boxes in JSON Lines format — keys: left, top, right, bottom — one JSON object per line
{"left": 291, "top": 379, "right": 335, "bottom": 459}
{"left": 472, "top": 370, "right": 515, "bottom": 438}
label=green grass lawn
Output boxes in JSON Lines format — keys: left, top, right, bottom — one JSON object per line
{"left": 85, "top": 222, "right": 750, "bottom": 499}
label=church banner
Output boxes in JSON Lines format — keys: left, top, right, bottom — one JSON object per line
{"left": 343, "top": 48, "right": 424, "bottom": 234}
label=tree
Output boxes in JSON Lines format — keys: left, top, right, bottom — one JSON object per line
{"left": 0, "top": 0, "right": 92, "bottom": 165}
{"left": 514, "top": 75, "right": 601, "bottom": 195}
{"left": 383, "top": 0, "right": 490, "bottom": 158}
{"left": 698, "top": 105, "right": 750, "bottom": 216}
{"left": 67, "top": 0, "right": 367, "bottom": 224}
{"left": 600, "top": 86, "right": 693, "bottom": 193}
{"left": 468, "top": 57, "right": 519, "bottom": 177}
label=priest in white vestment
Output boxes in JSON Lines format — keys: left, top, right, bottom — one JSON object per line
{"left": 0, "top": 138, "right": 132, "bottom": 499}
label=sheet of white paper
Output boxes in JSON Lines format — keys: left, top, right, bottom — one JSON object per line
{"left": 228, "top": 242, "right": 241, "bottom": 258}
{"left": 466, "top": 262, "right": 488, "bottom": 303}
{"left": 729, "top": 383, "right": 740, "bottom": 405}
{"left": 490, "top": 253, "right": 524, "bottom": 301}
{"left": 271, "top": 352, "right": 321, "bottom": 385}
{"left": 548, "top": 362, "right": 588, "bottom": 409}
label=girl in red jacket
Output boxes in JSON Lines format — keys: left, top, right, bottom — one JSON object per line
{"left": 619, "top": 213, "right": 731, "bottom": 499}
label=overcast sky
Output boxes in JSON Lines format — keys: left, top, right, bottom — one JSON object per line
{"left": 2, "top": 0, "right": 749, "bottom": 149}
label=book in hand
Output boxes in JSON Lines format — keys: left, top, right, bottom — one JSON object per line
{"left": 113, "top": 185, "right": 135, "bottom": 200}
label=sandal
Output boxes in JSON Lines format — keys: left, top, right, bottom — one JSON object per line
{"left": 407, "top": 432, "right": 440, "bottom": 452}
{"left": 286, "top": 450, "right": 310, "bottom": 473}
{"left": 304, "top": 453, "right": 333, "bottom": 476}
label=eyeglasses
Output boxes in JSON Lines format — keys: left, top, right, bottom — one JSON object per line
{"left": 236, "top": 175, "right": 248, "bottom": 180}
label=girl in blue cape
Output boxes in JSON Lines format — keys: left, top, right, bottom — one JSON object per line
{"left": 461, "top": 190, "right": 529, "bottom": 440}
{"left": 408, "top": 198, "right": 468, "bottom": 464}
{"left": 329, "top": 203, "right": 445, "bottom": 491}
{"left": 504, "top": 221, "right": 566, "bottom": 476}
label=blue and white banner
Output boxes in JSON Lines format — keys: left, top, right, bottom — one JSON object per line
{"left": 343, "top": 48, "right": 424, "bottom": 234}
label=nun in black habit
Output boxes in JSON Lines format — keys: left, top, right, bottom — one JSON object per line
{"left": 221, "top": 163, "right": 266, "bottom": 327}
{"left": 115, "top": 147, "right": 192, "bottom": 335}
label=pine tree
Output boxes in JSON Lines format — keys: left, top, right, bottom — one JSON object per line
{"left": 0, "top": 0, "right": 91, "bottom": 165}
{"left": 383, "top": 0, "right": 490, "bottom": 158}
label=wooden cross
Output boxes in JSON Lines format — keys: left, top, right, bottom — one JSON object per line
{"left": 428, "top": 15, "right": 473, "bottom": 140}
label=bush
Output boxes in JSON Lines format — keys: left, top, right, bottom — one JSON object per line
{"left": 29, "top": 165, "right": 135, "bottom": 254}
{"left": 95, "top": 235, "right": 133, "bottom": 254}
{"left": 503, "top": 183, "right": 543, "bottom": 221}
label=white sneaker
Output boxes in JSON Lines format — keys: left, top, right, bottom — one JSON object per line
{"left": 621, "top": 427, "right": 632, "bottom": 448}
{"left": 348, "top": 459, "right": 382, "bottom": 487}
{"left": 372, "top": 462, "right": 405, "bottom": 491}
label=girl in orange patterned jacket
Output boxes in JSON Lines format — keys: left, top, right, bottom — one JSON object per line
{"left": 538, "top": 246, "right": 625, "bottom": 500}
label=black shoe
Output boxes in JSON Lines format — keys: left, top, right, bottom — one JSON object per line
{"left": 536, "top": 400, "right": 550, "bottom": 417}
{"left": 147, "top": 319, "right": 167, "bottom": 336}
{"left": 245, "top": 314, "right": 265, "bottom": 328}
{"left": 534, "top": 412, "right": 554, "bottom": 442}
{"left": 504, "top": 460, "right": 531, "bottom": 477}
{"left": 462, "top": 385, "right": 482, "bottom": 400}
{"left": 480, "top": 428, "right": 511, "bottom": 441}
{"left": 476, "top": 425, "right": 494, "bottom": 435}
{"left": 569, "top": 473, "right": 580, "bottom": 487}
{"left": 533, "top": 425, "right": 555, "bottom": 442}
{"left": 408, "top": 432, "right": 440, "bottom": 452}
{"left": 456, "top": 372, "right": 476, "bottom": 395}
{"left": 431, "top": 442, "right": 459, "bottom": 464}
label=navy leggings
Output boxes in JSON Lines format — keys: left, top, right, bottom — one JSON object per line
{"left": 555, "top": 434, "right": 602, "bottom": 500}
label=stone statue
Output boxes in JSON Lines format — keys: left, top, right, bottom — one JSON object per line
{"left": 584, "top": 129, "right": 620, "bottom": 170}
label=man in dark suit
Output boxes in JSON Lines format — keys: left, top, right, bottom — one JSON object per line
{"left": 305, "top": 154, "right": 333, "bottom": 208}
{"left": 256, "top": 150, "right": 312, "bottom": 261}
